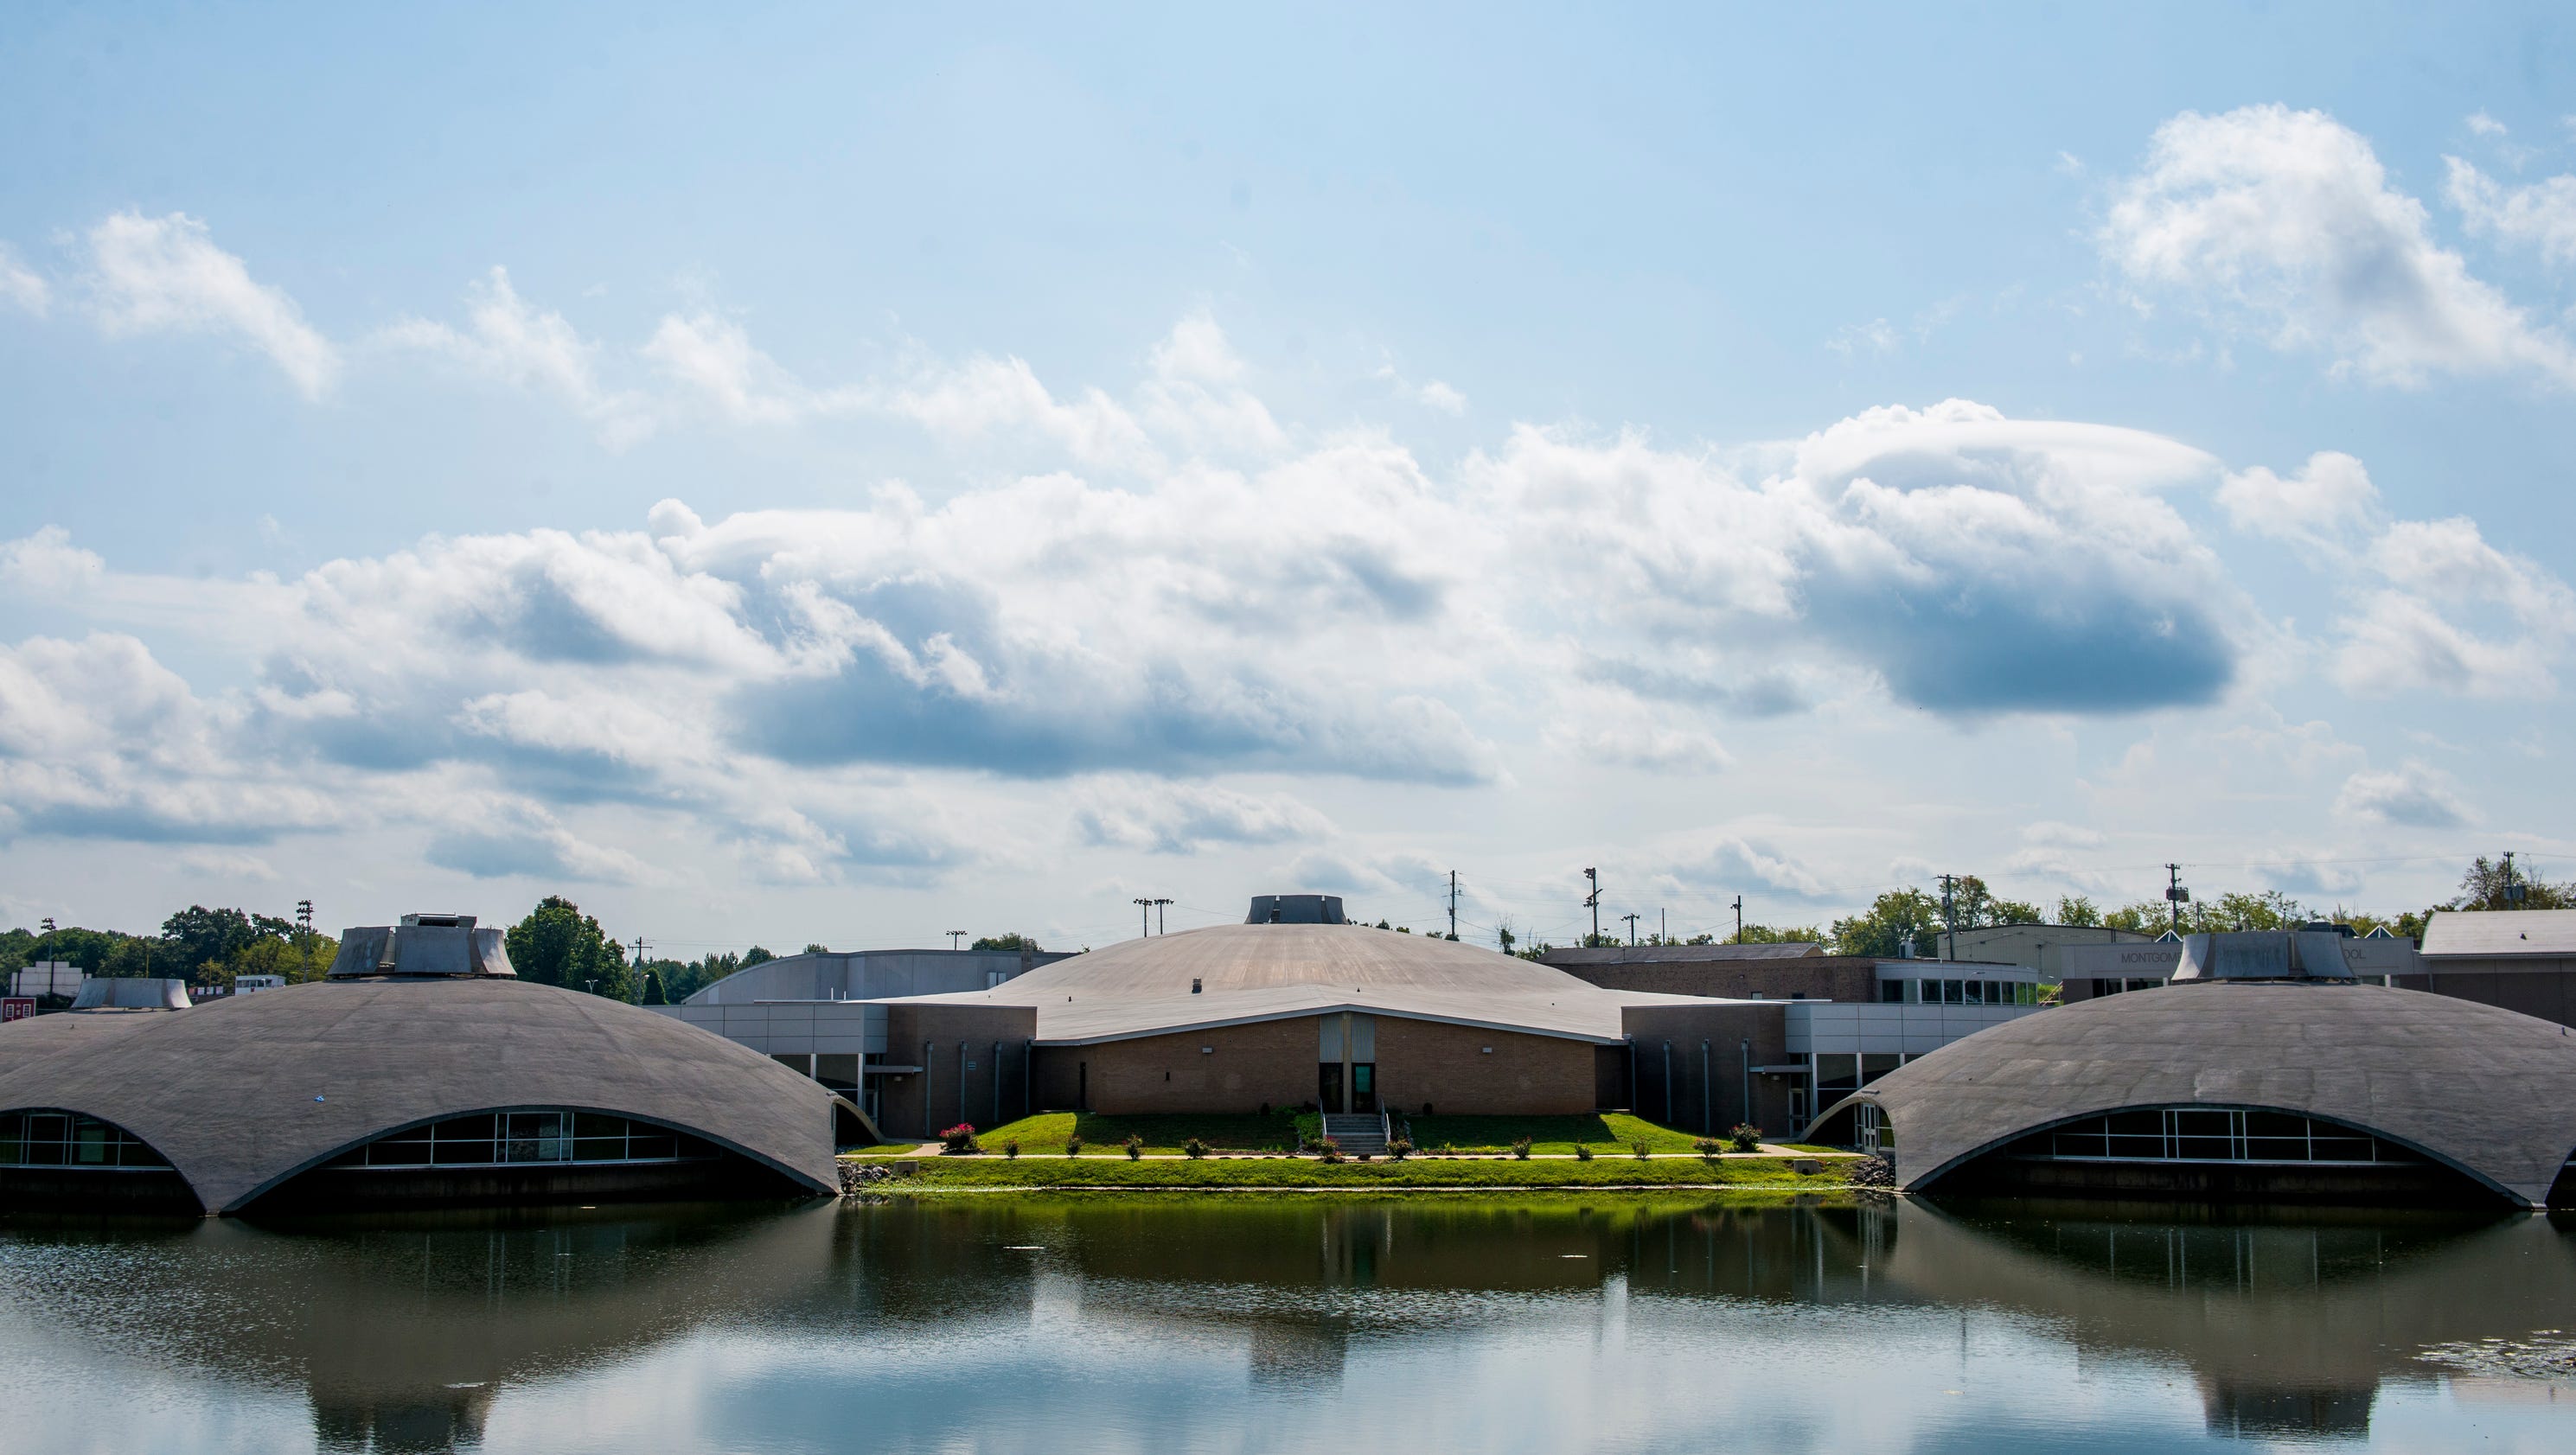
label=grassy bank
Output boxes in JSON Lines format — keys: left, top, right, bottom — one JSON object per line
{"left": 854, "top": 1153, "right": 1844, "bottom": 1190}
{"left": 881, "top": 1111, "right": 1740, "bottom": 1158}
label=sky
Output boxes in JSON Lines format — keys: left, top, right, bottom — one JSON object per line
{"left": 4, "top": 2, "right": 2576, "bottom": 955}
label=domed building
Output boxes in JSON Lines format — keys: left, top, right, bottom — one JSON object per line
{"left": 0, "top": 913, "right": 863, "bottom": 1215}
{"left": 1808, "top": 929, "right": 2576, "bottom": 1208}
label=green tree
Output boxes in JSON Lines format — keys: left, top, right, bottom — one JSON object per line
{"left": 1736, "top": 922, "right": 1828, "bottom": 945}
{"left": 971, "top": 933, "right": 1042, "bottom": 952}
{"left": 802, "top": 941, "right": 829, "bottom": 954}
{"left": 161, "top": 905, "right": 265, "bottom": 984}
{"left": 741, "top": 945, "right": 776, "bottom": 967}
{"left": 504, "top": 896, "right": 630, "bottom": 999}
{"left": 2055, "top": 895, "right": 2102, "bottom": 927}
{"left": 1832, "top": 890, "right": 1943, "bottom": 957}
{"left": 2448, "top": 854, "right": 2575, "bottom": 911}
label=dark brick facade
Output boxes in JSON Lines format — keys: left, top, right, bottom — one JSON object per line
{"left": 1555, "top": 955, "right": 1884, "bottom": 1004}
{"left": 1028, "top": 1012, "right": 1605, "bottom": 1117}
{"left": 881, "top": 1003, "right": 1038, "bottom": 1139}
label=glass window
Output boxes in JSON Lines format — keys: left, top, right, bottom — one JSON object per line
{"left": 1880, "top": 980, "right": 1906, "bottom": 1004}
{"left": 0, "top": 1109, "right": 169, "bottom": 1169}
{"left": 320, "top": 1109, "right": 711, "bottom": 1171}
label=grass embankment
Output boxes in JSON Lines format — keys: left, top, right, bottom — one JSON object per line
{"left": 871, "top": 1154, "right": 1838, "bottom": 1190}
{"left": 870, "top": 1111, "right": 1746, "bottom": 1157}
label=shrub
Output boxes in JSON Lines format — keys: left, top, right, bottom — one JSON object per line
{"left": 1510, "top": 1136, "right": 1532, "bottom": 1160}
{"left": 1632, "top": 1140, "right": 1652, "bottom": 1160}
{"left": 1692, "top": 1137, "right": 1725, "bottom": 1158}
{"left": 1122, "top": 1133, "right": 1145, "bottom": 1160}
{"left": 1729, "top": 1123, "right": 1762, "bottom": 1154}
{"left": 940, "top": 1122, "right": 981, "bottom": 1154}
{"left": 1004, "top": 1139, "right": 1021, "bottom": 1159}
{"left": 1386, "top": 1138, "right": 1413, "bottom": 1161}
{"left": 1182, "top": 1137, "right": 1209, "bottom": 1159}
{"left": 1574, "top": 1143, "right": 1595, "bottom": 1161}
{"left": 1064, "top": 1135, "right": 1083, "bottom": 1158}
{"left": 1316, "top": 1136, "right": 1343, "bottom": 1164}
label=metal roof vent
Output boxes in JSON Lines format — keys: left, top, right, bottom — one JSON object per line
{"left": 2170, "top": 930, "right": 2357, "bottom": 983}
{"left": 327, "top": 913, "right": 518, "bottom": 979}
{"left": 1244, "top": 894, "right": 1347, "bottom": 925}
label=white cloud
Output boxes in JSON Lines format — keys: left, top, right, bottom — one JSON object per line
{"left": 83, "top": 212, "right": 339, "bottom": 398}
{"left": 1827, "top": 318, "right": 1900, "bottom": 356}
{"left": 2466, "top": 112, "right": 2509, "bottom": 138}
{"left": 382, "top": 268, "right": 656, "bottom": 447}
{"left": 2216, "top": 450, "right": 2381, "bottom": 546}
{"left": 1540, "top": 708, "right": 1731, "bottom": 775}
{"left": 2334, "top": 760, "right": 2473, "bottom": 829}
{"left": 1074, "top": 782, "right": 1333, "bottom": 854}
{"left": 177, "top": 848, "right": 278, "bottom": 881}
{"left": 2101, "top": 105, "right": 2576, "bottom": 388}
{"left": 2021, "top": 821, "right": 2106, "bottom": 851}
{"left": 1374, "top": 361, "right": 1469, "bottom": 415}
{"left": 0, "top": 244, "right": 48, "bottom": 316}
{"left": 2445, "top": 157, "right": 2576, "bottom": 268}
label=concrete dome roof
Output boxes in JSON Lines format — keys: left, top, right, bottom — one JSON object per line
{"left": 1004, "top": 924, "right": 1598, "bottom": 1000}
{"left": 0, "top": 980, "right": 847, "bottom": 1213}
{"left": 923, "top": 923, "right": 1684, "bottom": 1044}
{"left": 1813, "top": 982, "right": 2576, "bottom": 1207}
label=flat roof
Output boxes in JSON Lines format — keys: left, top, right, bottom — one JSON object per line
{"left": 2421, "top": 909, "right": 2576, "bottom": 960}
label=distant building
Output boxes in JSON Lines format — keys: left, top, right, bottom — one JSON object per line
{"left": 2405, "top": 909, "right": 2576, "bottom": 1027}
{"left": 1941, "top": 923, "right": 2160, "bottom": 977}
{"left": 9, "top": 962, "right": 82, "bottom": 999}
{"left": 232, "top": 975, "right": 287, "bottom": 994}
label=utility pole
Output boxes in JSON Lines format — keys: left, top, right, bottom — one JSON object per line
{"left": 1939, "top": 873, "right": 1958, "bottom": 961}
{"left": 296, "top": 899, "right": 314, "bottom": 980}
{"left": 1133, "top": 897, "right": 1153, "bottom": 938}
{"left": 1620, "top": 912, "right": 1641, "bottom": 946}
{"left": 632, "top": 936, "right": 649, "bottom": 1003}
{"left": 1153, "top": 898, "right": 1172, "bottom": 935}
{"left": 1731, "top": 896, "right": 1742, "bottom": 945}
{"left": 2503, "top": 852, "right": 2526, "bottom": 908}
{"left": 2164, "top": 863, "right": 2190, "bottom": 934}
{"left": 947, "top": 930, "right": 968, "bottom": 949}
{"left": 1659, "top": 907, "right": 1666, "bottom": 944}
{"left": 1583, "top": 868, "right": 1601, "bottom": 944}
{"left": 1448, "top": 871, "right": 1460, "bottom": 941}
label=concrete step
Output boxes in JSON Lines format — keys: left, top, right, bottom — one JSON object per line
{"left": 1320, "top": 1114, "right": 1386, "bottom": 1152}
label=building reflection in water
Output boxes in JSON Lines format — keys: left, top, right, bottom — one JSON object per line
{"left": 0, "top": 1195, "right": 2567, "bottom": 1449}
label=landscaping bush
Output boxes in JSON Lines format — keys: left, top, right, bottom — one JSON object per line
{"left": 1316, "top": 1136, "right": 1343, "bottom": 1165}
{"left": 1510, "top": 1136, "right": 1532, "bottom": 1160}
{"left": 1004, "top": 1139, "right": 1021, "bottom": 1159}
{"left": 1182, "top": 1137, "right": 1209, "bottom": 1159}
{"left": 1122, "top": 1133, "right": 1145, "bottom": 1160}
{"left": 1386, "top": 1138, "right": 1413, "bottom": 1161}
{"left": 1692, "top": 1137, "right": 1725, "bottom": 1158}
{"left": 1632, "top": 1140, "right": 1652, "bottom": 1160}
{"left": 1574, "top": 1144, "right": 1594, "bottom": 1161}
{"left": 1729, "top": 1123, "right": 1763, "bottom": 1153}
{"left": 1064, "top": 1135, "right": 1083, "bottom": 1158}
{"left": 940, "top": 1122, "right": 981, "bottom": 1154}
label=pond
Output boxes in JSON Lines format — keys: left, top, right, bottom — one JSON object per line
{"left": 1, "top": 1195, "right": 2570, "bottom": 1452}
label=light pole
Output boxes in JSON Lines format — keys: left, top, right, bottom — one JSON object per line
{"left": 1133, "top": 897, "right": 1153, "bottom": 937}
{"left": 1152, "top": 898, "right": 1172, "bottom": 935}
{"left": 1583, "top": 868, "right": 1600, "bottom": 944}
{"left": 948, "top": 930, "right": 968, "bottom": 949}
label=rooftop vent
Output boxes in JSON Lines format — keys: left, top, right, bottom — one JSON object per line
{"left": 327, "top": 913, "right": 518, "bottom": 980}
{"left": 69, "top": 977, "right": 191, "bottom": 1011}
{"left": 2170, "top": 930, "right": 2358, "bottom": 983}
{"left": 1244, "top": 894, "right": 1347, "bottom": 926}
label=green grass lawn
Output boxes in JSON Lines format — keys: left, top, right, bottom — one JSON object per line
{"left": 870, "top": 1152, "right": 1838, "bottom": 1190}
{"left": 1397, "top": 1112, "right": 1711, "bottom": 1155}
{"left": 934, "top": 1110, "right": 1305, "bottom": 1156}
{"left": 880, "top": 1110, "right": 1727, "bottom": 1158}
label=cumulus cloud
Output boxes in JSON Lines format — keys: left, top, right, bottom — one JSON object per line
{"left": 2101, "top": 105, "right": 2576, "bottom": 388}
{"left": 382, "top": 267, "right": 656, "bottom": 447}
{"left": 1074, "top": 782, "right": 1333, "bottom": 854}
{"left": 1657, "top": 837, "right": 1832, "bottom": 903}
{"left": 2334, "top": 760, "right": 2474, "bottom": 828}
{"left": 2445, "top": 156, "right": 2576, "bottom": 268}
{"left": 1374, "top": 361, "right": 1468, "bottom": 414}
{"left": 177, "top": 848, "right": 279, "bottom": 881}
{"left": 0, "top": 244, "right": 48, "bottom": 316}
{"left": 83, "top": 212, "right": 339, "bottom": 398}
{"left": 2218, "top": 450, "right": 2576, "bottom": 696}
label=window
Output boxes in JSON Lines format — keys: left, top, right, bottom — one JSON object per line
{"left": 1942, "top": 980, "right": 1965, "bottom": 1005}
{"left": 1880, "top": 980, "right": 1905, "bottom": 1004}
{"left": 2008, "top": 1107, "right": 2420, "bottom": 1165}
{"left": 0, "top": 1110, "right": 169, "bottom": 1169}
{"left": 321, "top": 1110, "right": 719, "bottom": 1169}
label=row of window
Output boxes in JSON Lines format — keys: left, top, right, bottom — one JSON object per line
{"left": 0, "top": 1110, "right": 169, "bottom": 1169}
{"left": 318, "top": 1110, "right": 719, "bottom": 1169}
{"left": 1878, "top": 979, "right": 2039, "bottom": 1005}
{"left": 2007, "top": 1107, "right": 2420, "bottom": 1165}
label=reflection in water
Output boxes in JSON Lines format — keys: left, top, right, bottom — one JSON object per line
{"left": 0, "top": 1196, "right": 2568, "bottom": 1452}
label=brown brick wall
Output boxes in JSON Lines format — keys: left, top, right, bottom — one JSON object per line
{"left": 1371, "top": 1018, "right": 1599, "bottom": 1116}
{"left": 882, "top": 1004, "right": 1037, "bottom": 1139}
{"left": 1556, "top": 957, "right": 1882, "bottom": 1003}
{"left": 1617, "top": 1002, "right": 1794, "bottom": 1136}
{"left": 1028, "top": 1012, "right": 1601, "bottom": 1116}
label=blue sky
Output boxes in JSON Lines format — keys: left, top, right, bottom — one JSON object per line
{"left": 3, "top": 3, "right": 2574, "bottom": 952}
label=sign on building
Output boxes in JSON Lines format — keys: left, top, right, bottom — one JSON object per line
{"left": 1, "top": 998, "right": 35, "bottom": 1023}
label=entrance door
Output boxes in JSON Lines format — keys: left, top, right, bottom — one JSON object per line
{"left": 1351, "top": 1063, "right": 1377, "bottom": 1114}
{"left": 1317, "top": 1063, "right": 1343, "bottom": 1112}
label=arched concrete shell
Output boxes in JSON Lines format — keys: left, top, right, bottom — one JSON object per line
{"left": 1811, "top": 982, "right": 2576, "bottom": 1206}
{"left": 0, "top": 980, "right": 844, "bottom": 1212}
{"left": 926, "top": 923, "right": 1697, "bottom": 1043}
